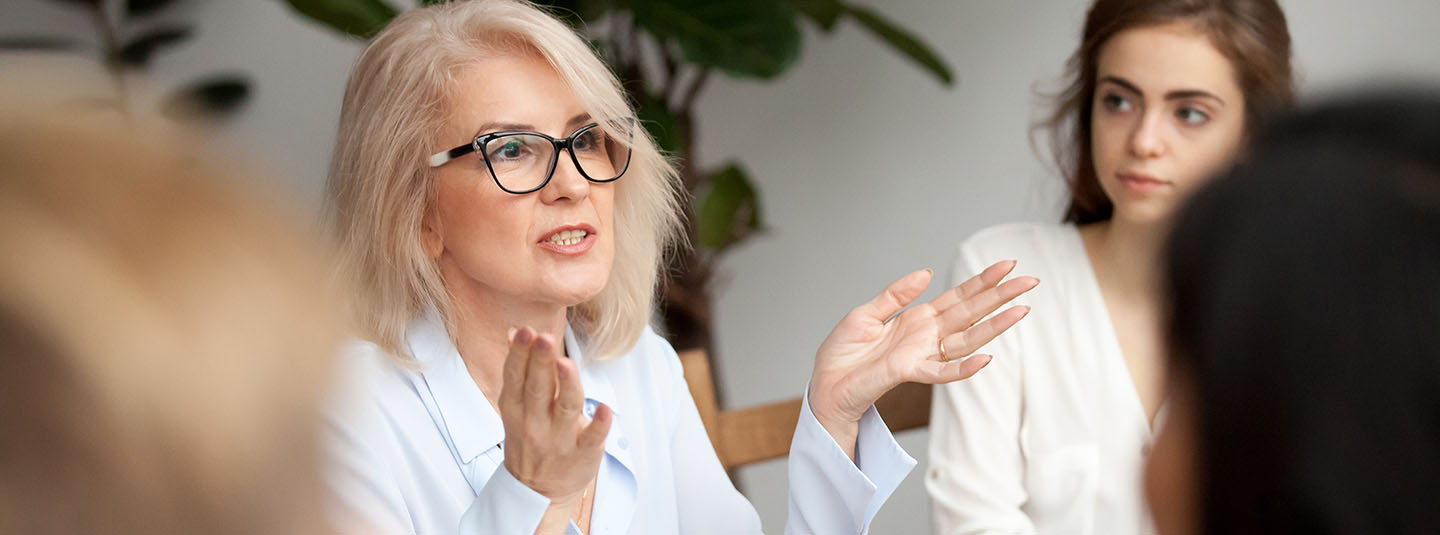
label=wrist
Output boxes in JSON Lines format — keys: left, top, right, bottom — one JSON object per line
{"left": 808, "top": 374, "right": 868, "bottom": 427}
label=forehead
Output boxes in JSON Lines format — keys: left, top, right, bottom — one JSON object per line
{"left": 1096, "top": 22, "right": 1242, "bottom": 99}
{"left": 443, "top": 53, "right": 587, "bottom": 137}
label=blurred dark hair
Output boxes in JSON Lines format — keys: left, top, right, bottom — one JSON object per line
{"left": 1044, "top": 0, "right": 1295, "bottom": 224}
{"left": 1164, "top": 92, "right": 1440, "bottom": 534}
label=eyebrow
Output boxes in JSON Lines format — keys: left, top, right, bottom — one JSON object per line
{"left": 1097, "top": 75, "right": 1226, "bottom": 105}
{"left": 470, "top": 113, "right": 593, "bottom": 139}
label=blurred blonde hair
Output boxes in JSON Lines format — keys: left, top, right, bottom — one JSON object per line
{"left": 327, "top": 0, "right": 684, "bottom": 361}
{"left": 0, "top": 107, "right": 341, "bottom": 534}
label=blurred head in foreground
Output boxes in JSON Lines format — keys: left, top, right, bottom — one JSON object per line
{"left": 1150, "top": 91, "right": 1440, "bottom": 535}
{"left": 0, "top": 105, "right": 342, "bottom": 534}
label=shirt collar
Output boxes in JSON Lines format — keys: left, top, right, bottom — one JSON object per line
{"left": 408, "top": 313, "right": 628, "bottom": 466}
{"left": 410, "top": 311, "right": 504, "bottom": 465}
{"left": 564, "top": 323, "right": 620, "bottom": 414}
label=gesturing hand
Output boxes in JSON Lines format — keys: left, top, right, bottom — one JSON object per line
{"left": 499, "top": 327, "right": 610, "bottom": 508}
{"left": 808, "top": 260, "right": 1037, "bottom": 457}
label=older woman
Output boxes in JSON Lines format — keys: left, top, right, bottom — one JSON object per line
{"left": 322, "top": 1, "right": 1035, "bottom": 534}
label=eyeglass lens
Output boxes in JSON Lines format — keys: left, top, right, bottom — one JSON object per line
{"left": 481, "top": 124, "right": 631, "bottom": 193}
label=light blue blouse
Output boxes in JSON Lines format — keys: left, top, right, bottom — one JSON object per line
{"left": 324, "top": 313, "right": 915, "bottom": 534}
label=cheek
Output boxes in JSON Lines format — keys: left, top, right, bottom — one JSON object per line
{"left": 594, "top": 186, "right": 617, "bottom": 244}
{"left": 437, "top": 181, "right": 529, "bottom": 258}
{"left": 1181, "top": 121, "right": 1246, "bottom": 186}
{"left": 1090, "top": 114, "right": 1129, "bottom": 173}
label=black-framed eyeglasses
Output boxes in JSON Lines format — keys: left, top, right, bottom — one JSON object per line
{"left": 428, "top": 122, "right": 633, "bottom": 194}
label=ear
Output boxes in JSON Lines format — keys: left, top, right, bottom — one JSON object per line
{"left": 420, "top": 208, "right": 444, "bottom": 260}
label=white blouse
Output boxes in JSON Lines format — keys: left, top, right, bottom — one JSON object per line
{"left": 323, "top": 311, "right": 916, "bottom": 535}
{"left": 926, "top": 222, "right": 1158, "bottom": 535}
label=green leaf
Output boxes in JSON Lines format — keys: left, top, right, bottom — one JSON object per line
{"left": 785, "top": 0, "right": 842, "bottom": 31}
{"left": 0, "top": 37, "right": 80, "bottom": 51}
{"left": 114, "top": 26, "right": 191, "bottom": 67}
{"left": 629, "top": 0, "right": 802, "bottom": 79}
{"left": 162, "top": 75, "right": 250, "bottom": 120}
{"left": 696, "top": 163, "right": 763, "bottom": 250}
{"left": 843, "top": 4, "right": 953, "bottom": 87}
{"left": 281, "top": 0, "right": 398, "bottom": 39}
{"left": 127, "top": 0, "right": 179, "bottom": 19}
{"left": 636, "top": 93, "right": 684, "bottom": 157}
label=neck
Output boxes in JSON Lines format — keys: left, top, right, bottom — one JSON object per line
{"left": 440, "top": 262, "right": 569, "bottom": 395}
{"left": 1084, "top": 216, "right": 1169, "bottom": 304}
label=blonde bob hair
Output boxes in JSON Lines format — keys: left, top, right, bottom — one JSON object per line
{"left": 328, "top": 0, "right": 683, "bottom": 361}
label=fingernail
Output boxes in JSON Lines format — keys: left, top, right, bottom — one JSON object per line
{"left": 1019, "top": 305, "right": 1031, "bottom": 316}
{"left": 507, "top": 327, "right": 517, "bottom": 343}
{"left": 924, "top": 268, "right": 934, "bottom": 276}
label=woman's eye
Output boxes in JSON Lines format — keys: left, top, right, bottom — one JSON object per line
{"left": 1176, "top": 107, "right": 1211, "bottom": 125}
{"left": 1102, "top": 94, "right": 1132, "bottom": 112}
{"left": 491, "top": 140, "right": 527, "bottom": 159}
{"left": 573, "top": 130, "right": 601, "bottom": 152}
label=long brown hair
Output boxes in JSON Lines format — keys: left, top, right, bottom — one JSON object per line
{"left": 1043, "top": 0, "right": 1296, "bottom": 224}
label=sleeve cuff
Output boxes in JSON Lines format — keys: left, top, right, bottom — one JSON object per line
{"left": 785, "top": 384, "right": 917, "bottom": 534}
{"left": 459, "top": 463, "right": 552, "bottom": 534}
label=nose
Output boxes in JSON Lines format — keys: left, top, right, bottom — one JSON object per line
{"left": 1129, "top": 110, "right": 1166, "bottom": 159}
{"left": 539, "top": 150, "right": 590, "bottom": 204}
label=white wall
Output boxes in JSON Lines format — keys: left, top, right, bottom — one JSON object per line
{"left": 6, "top": 0, "right": 1440, "bottom": 532}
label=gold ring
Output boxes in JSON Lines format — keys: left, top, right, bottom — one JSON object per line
{"left": 938, "top": 337, "right": 948, "bottom": 361}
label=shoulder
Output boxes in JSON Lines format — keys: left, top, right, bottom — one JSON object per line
{"left": 959, "top": 222, "right": 1075, "bottom": 262}
{"left": 952, "top": 222, "right": 1080, "bottom": 282}
{"left": 325, "top": 340, "right": 427, "bottom": 430}
{"left": 628, "top": 324, "right": 684, "bottom": 379}
{"left": 335, "top": 340, "right": 418, "bottom": 393}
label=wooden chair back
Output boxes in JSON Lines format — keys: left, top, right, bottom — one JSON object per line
{"left": 677, "top": 348, "right": 932, "bottom": 471}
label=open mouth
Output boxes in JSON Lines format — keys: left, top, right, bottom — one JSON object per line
{"left": 545, "top": 228, "right": 589, "bottom": 246}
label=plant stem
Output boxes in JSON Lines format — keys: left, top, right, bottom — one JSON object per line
{"left": 661, "top": 45, "right": 678, "bottom": 105}
{"left": 678, "top": 68, "right": 710, "bottom": 116}
{"left": 608, "top": 13, "right": 625, "bottom": 70}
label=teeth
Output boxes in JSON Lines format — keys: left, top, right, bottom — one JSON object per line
{"left": 547, "top": 229, "right": 588, "bottom": 246}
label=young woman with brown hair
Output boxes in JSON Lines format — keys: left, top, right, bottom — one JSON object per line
{"left": 927, "top": 1, "right": 1294, "bottom": 533}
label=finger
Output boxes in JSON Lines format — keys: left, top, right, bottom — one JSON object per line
{"left": 856, "top": 268, "right": 932, "bottom": 323}
{"left": 912, "top": 354, "right": 993, "bottom": 384}
{"left": 928, "top": 260, "right": 1017, "bottom": 312}
{"left": 577, "top": 403, "right": 612, "bottom": 451}
{"left": 939, "top": 305, "right": 1030, "bottom": 359}
{"left": 524, "top": 334, "right": 559, "bottom": 417}
{"left": 553, "top": 356, "right": 584, "bottom": 431}
{"left": 500, "top": 327, "right": 535, "bottom": 414}
{"left": 937, "top": 275, "right": 1038, "bottom": 333}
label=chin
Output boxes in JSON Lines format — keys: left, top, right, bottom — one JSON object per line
{"left": 544, "top": 271, "right": 611, "bottom": 307}
{"left": 1112, "top": 199, "right": 1180, "bottom": 226}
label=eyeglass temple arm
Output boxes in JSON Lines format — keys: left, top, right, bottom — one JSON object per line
{"left": 429, "top": 143, "right": 476, "bottom": 168}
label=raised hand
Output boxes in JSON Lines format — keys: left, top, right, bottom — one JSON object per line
{"left": 807, "top": 261, "right": 1037, "bottom": 458}
{"left": 498, "top": 327, "right": 609, "bottom": 527}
